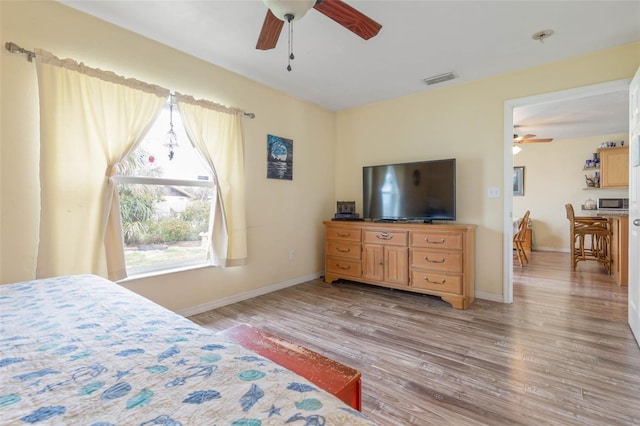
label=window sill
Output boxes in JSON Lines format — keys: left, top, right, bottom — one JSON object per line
{"left": 118, "top": 262, "right": 213, "bottom": 283}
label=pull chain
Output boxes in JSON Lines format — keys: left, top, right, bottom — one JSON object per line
{"left": 286, "top": 13, "right": 294, "bottom": 72}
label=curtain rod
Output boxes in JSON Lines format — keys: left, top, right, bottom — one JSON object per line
{"left": 5, "top": 42, "right": 35, "bottom": 62}
{"left": 5, "top": 41, "right": 256, "bottom": 119}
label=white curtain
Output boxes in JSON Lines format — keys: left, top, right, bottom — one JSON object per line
{"left": 34, "top": 49, "right": 169, "bottom": 280}
{"left": 175, "top": 93, "right": 248, "bottom": 266}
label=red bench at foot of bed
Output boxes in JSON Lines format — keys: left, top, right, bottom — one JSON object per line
{"left": 219, "top": 323, "right": 362, "bottom": 411}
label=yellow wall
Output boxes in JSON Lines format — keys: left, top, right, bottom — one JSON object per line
{"left": 513, "top": 133, "right": 628, "bottom": 252}
{"left": 1, "top": 1, "right": 639, "bottom": 307}
{"left": 334, "top": 43, "right": 639, "bottom": 296}
{"left": 0, "top": 1, "right": 336, "bottom": 310}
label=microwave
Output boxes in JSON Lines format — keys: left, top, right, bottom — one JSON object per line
{"left": 597, "top": 197, "right": 629, "bottom": 210}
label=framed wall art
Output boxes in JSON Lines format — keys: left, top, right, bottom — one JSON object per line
{"left": 513, "top": 166, "right": 525, "bottom": 196}
{"left": 267, "top": 134, "right": 293, "bottom": 180}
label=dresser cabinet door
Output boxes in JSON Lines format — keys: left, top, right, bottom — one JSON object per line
{"left": 384, "top": 246, "right": 409, "bottom": 285}
{"left": 362, "top": 244, "right": 384, "bottom": 282}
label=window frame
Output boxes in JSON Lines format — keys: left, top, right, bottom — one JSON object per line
{"left": 113, "top": 171, "right": 217, "bottom": 277}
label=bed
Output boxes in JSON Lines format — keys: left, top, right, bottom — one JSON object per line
{"left": 0, "top": 274, "right": 374, "bottom": 425}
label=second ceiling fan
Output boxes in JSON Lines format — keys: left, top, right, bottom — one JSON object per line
{"left": 513, "top": 133, "right": 554, "bottom": 143}
{"left": 256, "top": 0, "right": 382, "bottom": 51}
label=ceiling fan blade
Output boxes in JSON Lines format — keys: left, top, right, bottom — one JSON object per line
{"left": 256, "top": 9, "right": 284, "bottom": 50}
{"left": 314, "top": 0, "right": 382, "bottom": 40}
{"left": 513, "top": 133, "right": 536, "bottom": 143}
{"left": 520, "top": 138, "right": 553, "bottom": 143}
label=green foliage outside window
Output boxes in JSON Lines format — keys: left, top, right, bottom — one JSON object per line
{"left": 119, "top": 189, "right": 211, "bottom": 246}
{"left": 120, "top": 188, "right": 154, "bottom": 245}
{"left": 181, "top": 200, "right": 210, "bottom": 239}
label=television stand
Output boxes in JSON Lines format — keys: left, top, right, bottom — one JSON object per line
{"left": 324, "top": 221, "right": 476, "bottom": 309}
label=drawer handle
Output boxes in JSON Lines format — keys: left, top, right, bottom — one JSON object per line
{"left": 424, "top": 276, "right": 446, "bottom": 284}
{"left": 336, "top": 247, "right": 351, "bottom": 253}
{"left": 337, "top": 231, "right": 351, "bottom": 237}
{"left": 424, "top": 256, "right": 446, "bottom": 263}
{"left": 425, "top": 237, "right": 445, "bottom": 244}
{"left": 376, "top": 232, "right": 393, "bottom": 240}
{"left": 336, "top": 264, "right": 351, "bottom": 271}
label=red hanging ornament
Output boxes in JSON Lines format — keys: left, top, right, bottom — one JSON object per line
{"left": 148, "top": 155, "right": 155, "bottom": 163}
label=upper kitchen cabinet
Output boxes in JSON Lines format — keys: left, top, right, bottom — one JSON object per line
{"left": 599, "top": 146, "right": 629, "bottom": 188}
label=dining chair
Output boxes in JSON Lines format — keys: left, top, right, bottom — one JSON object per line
{"left": 513, "top": 210, "right": 531, "bottom": 267}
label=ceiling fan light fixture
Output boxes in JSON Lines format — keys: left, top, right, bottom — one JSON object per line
{"left": 512, "top": 145, "right": 522, "bottom": 155}
{"left": 263, "top": 0, "right": 316, "bottom": 22}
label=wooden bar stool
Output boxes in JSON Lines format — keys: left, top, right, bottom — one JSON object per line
{"left": 565, "top": 204, "right": 612, "bottom": 273}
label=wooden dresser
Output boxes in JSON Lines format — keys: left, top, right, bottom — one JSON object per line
{"left": 324, "top": 221, "right": 476, "bottom": 309}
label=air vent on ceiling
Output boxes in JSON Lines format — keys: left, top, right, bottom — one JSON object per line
{"left": 423, "top": 72, "right": 456, "bottom": 86}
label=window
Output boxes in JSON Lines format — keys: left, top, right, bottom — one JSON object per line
{"left": 114, "top": 100, "right": 216, "bottom": 275}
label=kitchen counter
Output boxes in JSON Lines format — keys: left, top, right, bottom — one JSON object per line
{"left": 581, "top": 209, "right": 629, "bottom": 216}
{"left": 609, "top": 215, "right": 629, "bottom": 285}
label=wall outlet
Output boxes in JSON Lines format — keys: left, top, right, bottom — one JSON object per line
{"left": 488, "top": 187, "right": 500, "bottom": 198}
{"left": 289, "top": 249, "right": 295, "bottom": 261}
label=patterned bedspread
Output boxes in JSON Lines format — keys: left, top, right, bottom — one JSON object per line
{"left": 0, "top": 275, "right": 374, "bottom": 425}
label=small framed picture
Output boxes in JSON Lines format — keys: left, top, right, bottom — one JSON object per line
{"left": 513, "top": 166, "right": 525, "bottom": 196}
{"left": 267, "top": 134, "right": 293, "bottom": 180}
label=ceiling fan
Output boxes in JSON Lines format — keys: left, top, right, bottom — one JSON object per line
{"left": 513, "top": 133, "right": 554, "bottom": 143}
{"left": 256, "top": 0, "right": 382, "bottom": 51}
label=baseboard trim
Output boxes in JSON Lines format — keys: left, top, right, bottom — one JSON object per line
{"left": 534, "top": 247, "right": 570, "bottom": 253}
{"left": 177, "top": 272, "right": 323, "bottom": 318}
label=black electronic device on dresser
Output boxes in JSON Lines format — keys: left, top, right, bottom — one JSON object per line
{"left": 362, "top": 158, "right": 456, "bottom": 223}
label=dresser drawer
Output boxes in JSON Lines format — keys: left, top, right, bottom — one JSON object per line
{"left": 411, "top": 249, "right": 462, "bottom": 273}
{"left": 411, "top": 270, "right": 462, "bottom": 294}
{"left": 326, "top": 227, "right": 361, "bottom": 242}
{"left": 327, "top": 241, "right": 361, "bottom": 260}
{"left": 326, "top": 258, "right": 361, "bottom": 278}
{"left": 363, "top": 230, "right": 408, "bottom": 246}
{"left": 410, "top": 231, "right": 463, "bottom": 250}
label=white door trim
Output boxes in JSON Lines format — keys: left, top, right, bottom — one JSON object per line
{"left": 503, "top": 79, "right": 631, "bottom": 303}
{"left": 628, "top": 66, "right": 640, "bottom": 347}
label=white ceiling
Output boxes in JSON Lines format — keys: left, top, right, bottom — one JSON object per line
{"left": 513, "top": 90, "right": 630, "bottom": 141}
{"left": 60, "top": 0, "right": 639, "bottom": 138}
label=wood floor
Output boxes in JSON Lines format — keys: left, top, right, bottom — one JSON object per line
{"left": 190, "top": 252, "right": 640, "bottom": 425}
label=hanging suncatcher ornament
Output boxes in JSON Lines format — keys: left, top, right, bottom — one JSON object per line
{"left": 164, "top": 102, "right": 179, "bottom": 160}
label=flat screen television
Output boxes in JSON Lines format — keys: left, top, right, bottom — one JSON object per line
{"left": 362, "top": 158, "right": 456, "bottom": 222}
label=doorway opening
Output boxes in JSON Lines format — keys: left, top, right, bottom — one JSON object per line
{"left": 502, "top": 79, "right": 631, "bottom": 302}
